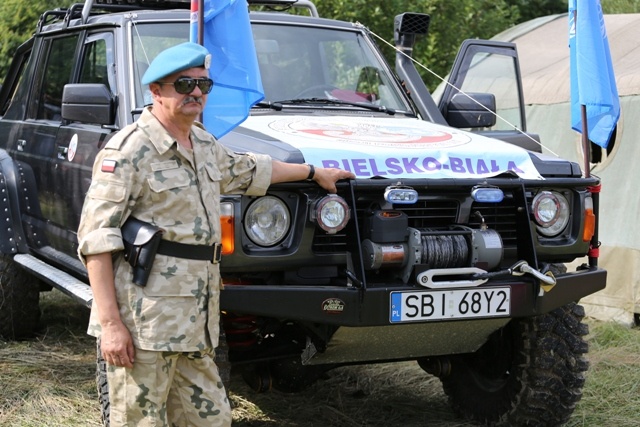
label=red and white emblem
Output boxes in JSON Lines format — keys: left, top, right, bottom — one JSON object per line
{"left": 101, "top": 159, "right": 117, "bottom": 173}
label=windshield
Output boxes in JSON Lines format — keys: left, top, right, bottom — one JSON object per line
{"left": 252, "top": 24, "right": 409, "bottom": 110}
{"left": 131, "top": 22, "right": 410, "bottom": 112}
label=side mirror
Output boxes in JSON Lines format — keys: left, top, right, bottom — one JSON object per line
{"left": 61, "top": 83, "right": 115, "bottom": 125}
{"left": 445, "top": 92, "right": 496, "bottom": 128}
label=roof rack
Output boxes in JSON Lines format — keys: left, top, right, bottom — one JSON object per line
{"left": 37, "top": 0, "right": 319, "bottom": 33}
{"left": 248, "top": 0, "right": 319, "bottom": 17}
{"left": 36, "top": 1, "right": 191, "bottom": 33}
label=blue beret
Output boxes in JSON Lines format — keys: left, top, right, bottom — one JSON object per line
{"left": 141, "top": 42, "right": 211, "bottom": 85}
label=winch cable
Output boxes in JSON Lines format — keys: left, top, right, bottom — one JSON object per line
{"left": 421, "top": 234, "right": 468, "bottom": 268}
{"left": 471, "top": 260, "right": 557, "bottom": 289}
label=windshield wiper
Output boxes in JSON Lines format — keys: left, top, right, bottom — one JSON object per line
{"left": 254, "top": 101, "right": 284, "bottom": 111}
{"left": 265, "top": 98, "right": 397, "bottom": 115}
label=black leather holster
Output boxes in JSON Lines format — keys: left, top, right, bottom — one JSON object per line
{"left": 121, "top": 217, "right": 164, "bottom": 287}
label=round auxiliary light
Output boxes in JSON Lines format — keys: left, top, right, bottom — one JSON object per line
{"left": 532, "top": 191, "right": 570, "bottom": 237}
{"left": 314, "top": 195, "right": 350, "bottom": 234}
{"left": 244, "top": 196, "right": 290, "bottom": 246}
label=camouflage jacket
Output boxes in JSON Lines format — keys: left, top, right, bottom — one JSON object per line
{"left": 77, "top": 107, "right": 272, "bottom": 351}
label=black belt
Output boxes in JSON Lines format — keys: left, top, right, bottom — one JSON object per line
{"left": 157, "top": 240, "right": 222, "bottom": 264}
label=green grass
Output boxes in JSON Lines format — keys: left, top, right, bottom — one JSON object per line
{"left": 0, "top": 290, "right": 99, "bottom": 427}
{"left": 566, "top": 321, "right": 640, "bottom": 427}
{"left": 2, "top": 289, "right": 640, "bottom": 426}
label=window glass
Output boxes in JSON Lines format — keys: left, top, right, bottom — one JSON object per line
{"left": 35, "top": 35, "right": 79, "bottom": 121}
{"left": 457, "top": 52, "right": 522, "bottom": 131}
{"left": 131, "top": 23, "right": 187, "bottom": 107}
{"left": 0, "top": 50, "right": 31, "bottom": 116}
{"left": 253, "top": 24, "right": 408, "bottom": 109}
{"left": 79, "top": 33, "right": 115, "bottom": 93}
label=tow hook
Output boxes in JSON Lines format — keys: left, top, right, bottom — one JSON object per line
{"left": 472, "top": 260, "right": 557, "bottom": 292}
{"left": 510, "top": 260, "right": 556, "bottom": 291}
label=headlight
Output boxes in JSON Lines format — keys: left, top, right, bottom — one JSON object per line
{"left": 532, "top": 191, "right": 570, "bottom": 237}
{"left": 244, "top": 196, "right": 290, "bottom": 246}
{"left": 313, "top": 195, "right": 350, "bottom": 234}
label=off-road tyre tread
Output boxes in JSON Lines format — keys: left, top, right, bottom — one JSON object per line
{"left": 216, "top": 326, "right": 232, "bottom": 392}
{"left": 96, "top": 339, "right": 110, "bottom": 427}
{"left": 441, "top": 302, "right": 589, "bottom": 426}
{"left": 0, "top": 254, "right": 41, "bottom": 339}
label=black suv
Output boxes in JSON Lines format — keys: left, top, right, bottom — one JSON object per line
{"left": 0, "top": 1, "right": 606, "bottom": 425}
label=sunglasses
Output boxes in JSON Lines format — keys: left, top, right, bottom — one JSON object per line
{"left": 157, "top": 77, "right": 214, "bottom": 95}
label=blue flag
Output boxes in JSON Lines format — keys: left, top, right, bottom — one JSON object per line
{"left": 190, "top": 0, "right": 264, "bottom": 139}
{"left": 569, "top": 0, "right": 620, "bottom": 148}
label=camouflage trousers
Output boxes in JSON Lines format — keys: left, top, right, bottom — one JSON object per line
{"left": 107, "top": 348, "right": 231, "bottom": 426}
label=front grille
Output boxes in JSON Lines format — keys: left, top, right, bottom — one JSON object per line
{"left": 312, "top": 231, "right": 348, "bottom": 254}
{"left": 469, "top": 198, "right": 519, "bottom": 248}
{"left": 312, "top": 198, "right": 460, "bottom": 253}
{"left": 311, "top": 192, "right": 519, "bottom": 253}
{"left": 395, "top": 199, "right": 459, "bottom": 229}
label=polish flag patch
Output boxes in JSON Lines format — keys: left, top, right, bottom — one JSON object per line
{"left": 101, "top": 159, "right": 117, "bottom": 173}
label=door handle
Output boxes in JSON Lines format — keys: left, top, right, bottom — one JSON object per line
{"left": 16, "top": 139, "right": 26, "bottom": 152}
{"left": 57, "top": 146, "right": 69, "bottom": 160}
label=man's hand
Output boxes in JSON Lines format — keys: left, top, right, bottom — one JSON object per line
{"left": 271, "top": 160, "right": 355, "bottom": 193}
{"left": 86, "top": 252, "right": 136, "bottom": 368}
{"left": 101, "top": 321, "right": 136, "bottom": 368}
{"left": 312, "top": 167, "right": 355, "bottom": 193}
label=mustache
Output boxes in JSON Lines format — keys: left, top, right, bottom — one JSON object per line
{"left": 182, "top": 96, "right": 203, "bottom": 105}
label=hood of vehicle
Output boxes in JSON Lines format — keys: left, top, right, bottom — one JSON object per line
{"left": 235, "top": 115, "right": 542, "bottom": 180}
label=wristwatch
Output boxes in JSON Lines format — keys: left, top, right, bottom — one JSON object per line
{"left": 306, "top": 164, "right": 315, "bottom": 181}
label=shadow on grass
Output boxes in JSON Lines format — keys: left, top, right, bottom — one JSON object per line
{"left": 229, "top": 363, "right": 477, "bottom": 427}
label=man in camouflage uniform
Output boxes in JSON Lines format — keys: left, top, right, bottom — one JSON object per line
{"left": 77, "top": 42, "right": 353, "bottom": 427}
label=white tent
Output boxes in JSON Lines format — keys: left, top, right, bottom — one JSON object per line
{"left": 492, "top": 13, "right": 640, "bottom": 325}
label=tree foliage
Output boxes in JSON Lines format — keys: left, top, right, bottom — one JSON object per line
{"left": 601, "top": 0, "right": 640, "bottom": 13}
{"left": 505, "top": 0, "right": 566, "bottom": 22}
{"left": 313, "top": 0, "right": 520, "bottom": 89}
{"left": 0, "top": 0, "right": 74, "bottom": 84}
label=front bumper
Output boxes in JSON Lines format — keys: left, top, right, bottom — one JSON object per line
{"left": 221, "top": 267, "right": 606, "bottom": 327}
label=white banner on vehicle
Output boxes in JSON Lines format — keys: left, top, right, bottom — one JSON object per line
{"left": 240, "top": 116, "right": 543, "bottom": 180}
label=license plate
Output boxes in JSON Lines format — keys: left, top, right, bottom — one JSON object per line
{"left": 390, "top": 287, "right": 511, "bottom": 323}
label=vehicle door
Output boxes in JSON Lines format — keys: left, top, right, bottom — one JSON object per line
{"left": 55, "top": 31, "right": 117, "bottom": 257}
{"left": 7, "top": 33, "right": 80, "bottom": 252}
{"left": 437, "top": 40, "right": 541, "bottom": 152}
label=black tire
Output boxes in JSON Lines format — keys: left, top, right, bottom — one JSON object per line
{"left": 438, "top": 303, "right": 589, "bottom": 426}
{"left": 0, "top": 253, "right": 41, "bottom": 339}
{"left": 269, "top": 357, "right": 325, "bottom": 393}
{"left": 216, "top": 325, "right": 232, "bottom": 392}
{"left": 96, "top": 339, "right": 111, "bottom": 427}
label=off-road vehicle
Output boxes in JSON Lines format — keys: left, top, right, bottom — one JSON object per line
{"left": 0, "top": 1, "right": 606, "bottom": 425}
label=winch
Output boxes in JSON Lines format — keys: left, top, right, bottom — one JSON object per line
{"left": 361, "top": 210, "right": 504, "bottom": 284}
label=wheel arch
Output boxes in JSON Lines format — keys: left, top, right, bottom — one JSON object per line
{"left": 0, "top": 149, "right": 29, "bottom": 254}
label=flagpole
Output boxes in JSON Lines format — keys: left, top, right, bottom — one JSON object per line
{"left": 196, "top": 0, "right": 204, "bottom": 123}
{"left": 580, "top": 105, "right": 590, "bottom": 178}
{"left": 198, "top": 0, "right": 204, "bottom": 45}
